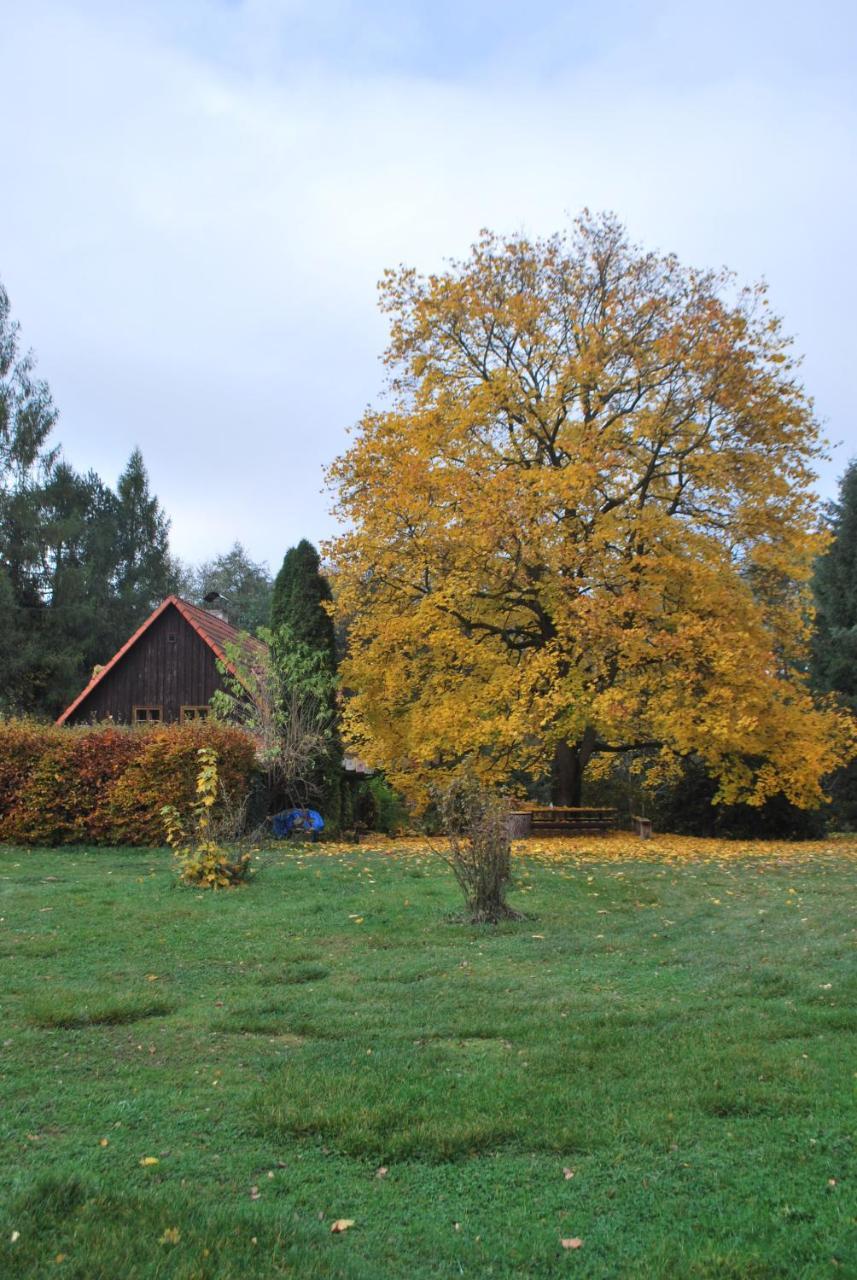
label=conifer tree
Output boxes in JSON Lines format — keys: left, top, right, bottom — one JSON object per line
{"left": 0, "top": 278, "right": 60, "bottom": 711}
{"left": 194, "top": 542, "right": 272, "bottom": 633}
{"left": 0, "top": 284, "right": 177, "bottom": 716}
{"left": 813, "top": 460, "right": 857, "bottom": 701}
{"left": 270, "top": 540, "right": 340, "bottom": 822}
{"left": 812, "top": 461, "right": 857, "bottom": 826}
{"left": 112, "top": 448, "right": 172, "bottom": 635}
{"left": 270, "top": 540, "right": 336, "bottom": 669}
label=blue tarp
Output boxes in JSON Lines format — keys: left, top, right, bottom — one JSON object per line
{"left": 273, "top": 808, "right": 325, "bottom": 838}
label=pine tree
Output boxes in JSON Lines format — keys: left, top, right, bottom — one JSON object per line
{"left": 0, "top": 285, "right": 177, "bottom": 717}
{"left": 112, "top": 448, "right": 172, "bottom": 635}
{"left": 40, "top": 464, "right": 125, "bottom": 713}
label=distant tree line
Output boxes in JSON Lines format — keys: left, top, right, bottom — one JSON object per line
{"left": 0, "top": 281, "right": 174, "bottom": 715}
{"left": 0, "top": 279, "right": 277, "bottom": 719}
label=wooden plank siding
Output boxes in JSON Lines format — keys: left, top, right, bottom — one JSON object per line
{"left": 64, "top": 603, "right": 224, "bottom": 725}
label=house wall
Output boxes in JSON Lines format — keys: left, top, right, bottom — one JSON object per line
{"left": 65, "top": 603, "right": 224, "bottom": 724}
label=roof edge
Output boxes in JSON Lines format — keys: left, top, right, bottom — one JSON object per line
{"left": 55, "top": 596, "right": 253, "bottom": 725}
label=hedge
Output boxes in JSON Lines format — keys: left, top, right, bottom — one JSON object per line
{"left": 0, "top": 719, "right": 258, "bottom": 847}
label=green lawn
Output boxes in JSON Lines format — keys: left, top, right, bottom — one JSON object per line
{"left": 1, "top": 841, "right": 855, "bottom": 1278}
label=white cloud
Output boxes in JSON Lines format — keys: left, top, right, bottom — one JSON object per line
{"left": 1, "top": 0, "right": 854, "bottom": 563}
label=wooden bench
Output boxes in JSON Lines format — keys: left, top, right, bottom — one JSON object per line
{"left": 510, "top": 808, "right": 617, "bottom": 837}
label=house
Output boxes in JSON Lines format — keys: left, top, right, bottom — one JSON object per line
{"left": 57, "top": 595, "right": 261, "bottom": 726}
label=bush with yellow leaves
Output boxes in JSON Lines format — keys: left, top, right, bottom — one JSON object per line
{"left": 161, "top": 748, "right": 253, "bottom": 888}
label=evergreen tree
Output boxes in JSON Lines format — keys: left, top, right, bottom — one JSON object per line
{"left": 812, "top": 461, "right": 857, "bottom": 826}
{"left": 270, "top": 540, "right": 340, "bottom": 824}
{"left": 194, "top": 541, "right": 272, "bottom": 633}
{"left": 270, "top": 540, "right": 336, "bottom": 669}
{"left": 0, "top": 563, "right": 33, "bottom": 713}
{"left": 813, "top": 460, "right": 857, "bottom": 700}
{"left": 37, "top": 463, "right": 120, "bottom": 714}
{"left": 0, "top": 278, "right": 60, "bottom": 712}
{"left": 112, "top": 448, "right": 172, "bottom": 636}
{"left": 0, "top": 284, "right": 178, "bottom": 717}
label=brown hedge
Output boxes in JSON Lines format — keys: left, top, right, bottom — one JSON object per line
{"left": 0, "top": 719, "right": 258, "bottom": 847}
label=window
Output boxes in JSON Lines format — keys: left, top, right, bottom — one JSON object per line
{"left": 181, "top": 706, "right": 209, "bottom": 722}
{"left": 133, "top": 706, "right": 162, "bottom": 723}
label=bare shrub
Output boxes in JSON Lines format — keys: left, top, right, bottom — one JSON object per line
{"left": 433, "top": 775, "right": 522, "bottom": 923}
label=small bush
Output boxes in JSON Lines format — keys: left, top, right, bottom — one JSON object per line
{"left": 162, "top": 747, "right": 254, "bottom": 888}
{"left": 345, "top": 775, "right": 408, "bottom": 834}
{"left": 434, "top": 775, "right": 521, "bottom": 924}
{"left": 363, "top": 776, "right": 408, "bottom": 833}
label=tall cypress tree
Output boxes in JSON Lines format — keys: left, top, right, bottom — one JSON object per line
{"left": 270, "top": 540, "right": 340, "bottom": 823}
{"left": 812, "top": 460, "right": 857, "bottom": 826}
{"left": 270, "top": 539, "right": 336, "bottom": 668}
{"left": 813, "top": 460, "right": 857, "bottom": 699}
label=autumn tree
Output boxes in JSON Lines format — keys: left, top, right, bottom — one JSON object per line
{"left": 327, "top": 214, "right": 854, "bottom": 809}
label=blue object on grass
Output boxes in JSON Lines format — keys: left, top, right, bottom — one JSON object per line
{"left": 272, "top": 808, "right": 325, "bottom": 838}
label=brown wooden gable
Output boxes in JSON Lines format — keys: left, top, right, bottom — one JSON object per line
{"left": 57, "top": 596, "right": 260, "bottom": 726}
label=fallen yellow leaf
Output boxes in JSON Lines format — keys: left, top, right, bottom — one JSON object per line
{"left": 159, "top": 1228, "right": 181, "bottom": 1245}
{"left": 139, "top": 1156, "right": 159, "bottom": 1166}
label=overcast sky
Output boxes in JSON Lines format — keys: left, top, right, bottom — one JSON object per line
{"left": 3, "top": 0, "right": 856, "bottom": 569}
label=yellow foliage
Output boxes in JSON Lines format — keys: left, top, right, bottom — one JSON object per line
{"left": 326, "top": 215, "right": 855, "bottom": 808}
{"left": 161, "top": 748, "right": 251, "bottom": 888}
{"left": 304, "top": 833, "right": 857, "bottom": 867}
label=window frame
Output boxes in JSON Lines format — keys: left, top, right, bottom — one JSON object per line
{"left": 133, "top": 705, "right": 163, "bottom": 723}
{"left": 180, "top": 705, "right": 210, "bottom": 723}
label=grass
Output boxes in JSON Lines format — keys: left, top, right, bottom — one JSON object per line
{"left": 0, "top": 836, "right": 855, "bottom": 1278}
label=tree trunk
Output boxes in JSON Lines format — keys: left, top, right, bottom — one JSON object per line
{"left": 551, "top": 728, "right": 596, "bottom": 806}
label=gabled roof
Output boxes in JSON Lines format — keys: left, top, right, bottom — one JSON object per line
{"left": 56, "top": 595, "right": 266, "bottom": 725}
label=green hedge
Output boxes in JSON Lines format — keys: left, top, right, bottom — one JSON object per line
{"left": 0, "top": 719, "right": 258, "bottom": 846}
